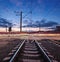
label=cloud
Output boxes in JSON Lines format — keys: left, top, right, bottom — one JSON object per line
{"left": 23, "top": 19, "right": 59, "bottom": 27}
{"left": 0, "top": 17, "right": 12, "bottom": 27}
{"left": 42, "top": 21, "right": 58, "bottom": 27}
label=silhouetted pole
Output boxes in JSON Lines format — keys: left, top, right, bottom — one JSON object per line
{"left": 6, "top": 26, "right": 7, "bottom": 32}
{"left": 20, "top": 11, "right": 22, "bottom": 32}
{"left": 39, "top": 27, "right": 40, "bottom": 32}
{"left": 15, "top": 10, "right": 32, "bottom": 32}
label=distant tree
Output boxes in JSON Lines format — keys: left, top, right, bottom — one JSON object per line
{"left": 8, "top": 26, "right": 12, "bottom": 32}
{"left": 0, "top": 17, "right": 13, "bottom": 32}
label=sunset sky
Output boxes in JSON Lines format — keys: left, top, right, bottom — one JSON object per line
{"left": 0, "top": 0, "right": 60, "bottom": 28}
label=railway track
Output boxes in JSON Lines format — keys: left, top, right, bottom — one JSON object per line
{"left": 0, "top": 39, "right": 23, "bottom": 62}
{"left": 3, "top": 40, "right": 51, "bottom": 62}
{"left": 37, "top": 39, "right": 59, "bottom": 62}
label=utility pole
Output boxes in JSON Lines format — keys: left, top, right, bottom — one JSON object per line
{"left": 15, "top": 11, "right": 23, "bottom": 32}
{"left": 6, "top": 26, "right": 7, "bottom": 32}
{"left": 20, "top": 11, "right": 22, "bottom": 32}
{"left": 15, "top": 10, "right": 32, "bottom": 32}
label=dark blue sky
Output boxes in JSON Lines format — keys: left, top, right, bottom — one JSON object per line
{"left": 0, "top": 0, "right": 60, "bottom": 27}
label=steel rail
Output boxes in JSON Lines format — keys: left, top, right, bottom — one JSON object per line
{"left": 35, "top": 40, "right": 52, "bottom": 62}
{"left": 9, "top": 40, "right": 25, "bottom": 62}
